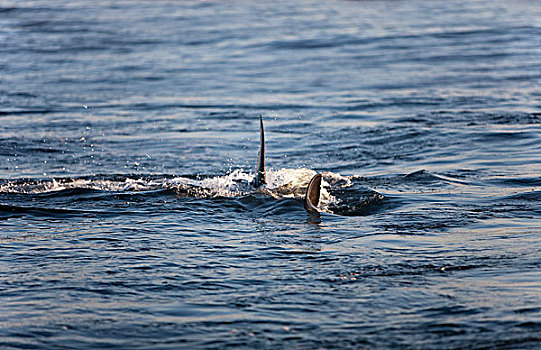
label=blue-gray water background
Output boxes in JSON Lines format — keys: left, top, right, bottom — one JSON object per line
{"left": 1, "top": 0, "right": 540, "bottom": 348}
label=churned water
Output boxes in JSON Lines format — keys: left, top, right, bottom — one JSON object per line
{"left": 1, "top": 0, "right": 540, "bottom": 348}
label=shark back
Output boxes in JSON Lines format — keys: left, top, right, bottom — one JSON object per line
{"left": 252, "top": 117, "right": 321, "bottom": 217}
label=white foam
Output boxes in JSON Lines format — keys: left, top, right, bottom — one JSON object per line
{"left": 266, "top": 168, "right": 316, "bottom": 189}
{"left": 0, "top": 177, "right": 164, "bottom": 194}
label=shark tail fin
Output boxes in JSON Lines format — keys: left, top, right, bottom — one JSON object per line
{"left": 253, "top": 115, "right": 266, "bottom": 187}
{"left": 304, "top": 173, "right": 322, "bottom": 215}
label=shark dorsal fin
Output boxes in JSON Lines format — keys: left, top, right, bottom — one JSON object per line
{"left": 253, "top": 115, "right": 266, "bottom": 187}
{"left": 304, "top": 173, "right": 322, "bottom": 214}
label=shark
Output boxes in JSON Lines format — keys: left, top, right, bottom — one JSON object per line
{"left": 252, "top": 115, "right": 323, "bottom": 217}
{"left": 0, "top": 115, "right": 386, "bottom": 218}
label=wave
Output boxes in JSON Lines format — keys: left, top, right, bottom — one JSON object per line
{"left": 0, "top": 169, "right": 396, "bottom": 217}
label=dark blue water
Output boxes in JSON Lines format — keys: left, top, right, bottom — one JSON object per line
{"left": 1, "top": 0, "right": 540, "bottom": 348}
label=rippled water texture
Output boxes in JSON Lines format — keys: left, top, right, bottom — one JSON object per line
{"left": 1, "top": 0, "right": 540, "bottom": 348}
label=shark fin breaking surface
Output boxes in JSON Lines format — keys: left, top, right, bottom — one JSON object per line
{"left": 253, "top": 115, "right": 266, "bottom": 188}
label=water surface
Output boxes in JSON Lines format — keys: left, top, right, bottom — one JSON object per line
{"left": 1, "top": 0, "right": 540, "bottom": 348}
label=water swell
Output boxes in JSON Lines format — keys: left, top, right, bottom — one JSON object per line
{"left": 0, "top": 203, "right": 110, "bottom": 218}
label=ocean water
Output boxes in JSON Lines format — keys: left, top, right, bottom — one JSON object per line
{"left": 1, "top": 0, "right": 540, "bottom": 348}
